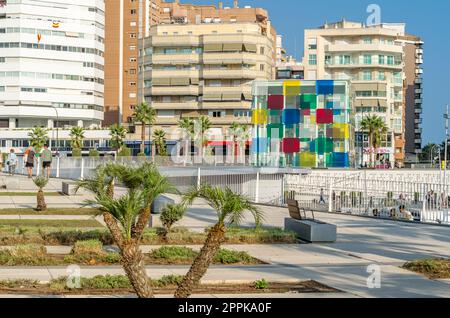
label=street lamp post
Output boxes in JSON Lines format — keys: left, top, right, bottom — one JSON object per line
{"left": 444, "top": 105, "right": 449, "bottom": 190}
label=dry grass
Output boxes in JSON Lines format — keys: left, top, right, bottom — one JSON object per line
{"left": 403, "top": 258, "right": 450, "bottom": 279}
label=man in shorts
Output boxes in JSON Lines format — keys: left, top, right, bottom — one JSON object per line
{"left": 41, "top": 144, "right": 53, "bottom": 178}
{"left": 24, "top": 146, "right": 36, "bottom": 178}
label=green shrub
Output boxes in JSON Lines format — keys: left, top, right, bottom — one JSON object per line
{"left": 214, "top": 249, "right": 255, "bottom": 264}
{"left": 89, "top": 149, "right": 100, "bottom": 157}
{"left": 153, "top": 275, "right": 183, "bottom": 287}
{"left": 39, "top": 230, "right": 114, "bottom": 245}
{"left": 137, "top": 152, "right": 146, "bottom": 157}
{"left": 72, "top": 239, "right": 104, "bottom": 256}
{"left": 0, "top": 244, "right": 53, "bottom": 266}
{"left": 72, "top": 148, "right": 82, "bottom": 157}
{"left": 254, "top": 279, "right": 269, "bottom": 290}
{"left": 118, "top": 146, "right": 131, "bottom": 157}
{"left": 160, "top": 204, "right": 187, "bottom": 234}
{"left": 150, "top": 246, "right": 197, "bottom": 261}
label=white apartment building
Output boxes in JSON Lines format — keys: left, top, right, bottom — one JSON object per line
{"left": 0, "top": 0, "right": 106, "bottom": 152}
{"left": 303, "top": 20, "right": 418, "bottom": 167}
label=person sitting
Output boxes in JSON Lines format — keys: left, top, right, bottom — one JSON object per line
{"left": 399, "top": 205, "right": 414, "bottom": 221}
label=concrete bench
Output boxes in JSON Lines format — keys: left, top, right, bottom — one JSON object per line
{"left": 285, "top": 218, "right": 337, "bottom": 243}
{"left": 62, "top": 181, "right": 79, "bottom": 196}
{"left": 285, "top": 199, "right": 337, "bottom": 243}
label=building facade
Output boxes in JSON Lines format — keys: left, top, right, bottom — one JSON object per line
{"left": 251, "top": 80, "right": 352, "bottom": 168}
{"left": 303, "top": 20, "right": 422, "bottom": 167}
{"left": 138, "top": 20, "right": 276, "bottom": 142}
{"left": 0, "top": 0, "right": 105, "bottom": 152}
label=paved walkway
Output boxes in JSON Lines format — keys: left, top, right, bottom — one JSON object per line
{"left": 1, "top": 176, "right": 450, "bottom": 297}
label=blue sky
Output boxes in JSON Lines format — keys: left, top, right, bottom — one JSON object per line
{"left": 178, "top": 0, "right": 450, "bottom": 145}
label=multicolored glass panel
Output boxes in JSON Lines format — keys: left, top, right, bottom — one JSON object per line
{"left": 251, "top": 80, "right": 352, "bottom": 168}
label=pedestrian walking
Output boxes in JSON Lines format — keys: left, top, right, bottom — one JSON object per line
{"left": 24, "top": 146, "right": 36, "bottom": 178}
{"left": 6, "top": 149, "right": 18, "bottom": 176}
{"left": 319, "top": 188, "right": 326, "bottom": 204}
{"left": 41, "top": 144, "right": 53, "bottom": 179}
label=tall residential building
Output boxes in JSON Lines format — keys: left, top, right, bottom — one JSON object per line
{"left": 276, "top": 34, "right": 304, "bottom": 80}
{"left": 0, "top": 0, "right": 105, "bottom": 151}
{"left": 104, "top": 0, "right": 275, "bottom": 129}
{"left": 136, "top": 2, "right": 276, "bottom": 145}
{"left": 398, "top": 35, "right": 424, "bottom": 159}
{"left": 303, "top": 20, "right": 422, "bottom": 167}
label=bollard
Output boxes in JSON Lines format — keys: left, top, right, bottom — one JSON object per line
{"left": 80, "top": 157, "right": 84, "bottom": 180}
{"left": 56, "top": 156, "right": 60, "bottom": 178}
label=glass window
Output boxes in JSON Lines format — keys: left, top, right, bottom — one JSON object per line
{"left": 308, "top": 54, "right": 317, "bottom": 65}
{"left": 387, "top": 56, "right": 394, "bottom": 65}
{"left": 378, "top": 71, "right": 386, "bottom": 81}
{"left": 363, "top": 54, "right": 372, "bottom": 65}
{"left": 363, "top": 71, "right": 372, "bottom": 81}
{"left": 363, "top": 37, "right": 372, "bottom": 44}
{"left": 378, "top": 55, "right": 385, "bottom": 65}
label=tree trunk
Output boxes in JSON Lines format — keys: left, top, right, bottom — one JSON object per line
{"left": 141, "top": 123, "right": 146, "bottom": 154}
{"left": 174, "top": 222, "right": 225, "bottom": 298}
{"left": 132, "top": 206, "right": 151, "bottom": 239}
{"left": 121, "top": 241, "right": 154, "bottom": 298}
{"left": 36, "top": 189, "right": 47, "bottom": 211}
{"left": 107, "top": 180, "right": 114, "bottom": 199}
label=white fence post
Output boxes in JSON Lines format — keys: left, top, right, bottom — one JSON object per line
{"left": 328, "top": 178, "right": 334, "bottom": 213}
{"left": 56, "top": 156, "right": 60, "bottom": 178}
{"left": 197, "top": 167, "right": 201, "bottom": 190}
{"left": 421, "top": 184, "right": 427, "bottom": 222}
{"left": 255, "top": 172, "right": 260, "bottom": 204}
{"left": 80, "top": 157, "right": 84, "bottom": 180}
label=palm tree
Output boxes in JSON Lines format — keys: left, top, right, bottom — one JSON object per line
{"left": 153, "top": 129, "right": 167, "bottom": 156}
{"left": 33, "top": 176, "right": 49, "bottom": 211}
{"left": 174, "top": 184, "right": 263, "bottom": 298}
{"left": 109, "top": 124, "right": 128, "bottom": 155}
{"left": 28, "top": 127, "right": 48, "bottom": 153}
{"left": 360, "top": 115, "right": 388, "bottom": 167}
{"left": 133, "top": 103, "right": 156, "bottom": 156}
{"left": 69, "top": 127, "right": 85, "bottom": 157}
{"left": 79, "top": 162, "right": 175, "bottom": 298}
{"left": 229, "top": 123, "right": 251, "bottom": 159}
{"left": 229, "top": 122, "right": 240, "bottom": 159}
{"left": 178, "top": 118, "right": 194, "bottom": 162}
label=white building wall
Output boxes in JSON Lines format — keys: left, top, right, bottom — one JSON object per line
{"left": 0, "top": 0, "right": 105, "bottom": 129}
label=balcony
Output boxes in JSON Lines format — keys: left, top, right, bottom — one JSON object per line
{"left": 415, "top": 78, "right": 423, "bottom": 84}
{"left": 415, "top": 108, "right": 422, "bottom": 114}
{"left": 415, "top": 68, "right": 423, "bottom": 75}
{"left": 201, "top": 101, "right": 252, "bottom": 110}
{"left": 150, "top": 35, "right": 200, "bottom": 47}
{"left": 415, "top": 88, "right": 422, "bottom": 94}
{"left": 415, "top": 119, "right": 422, "bottom": 124}
{"left": 151, "top": 101, "right": 199, "bottom": 110}
{"left": 203, "top": 52, "right": 265, "bottom": 65}
{"left": 149, "top": 54, "right": 200, "bottom": 65}
{"left": 149, "top": 69, "right": 200, "bottom": 79}
{"left": 325, "top": 61, "right": 403, "bottom": 70}
{"left": 147, "top": 86, "right": 200, "bottom": 96}
{"left": 202, "top": 69, "right": 265, "bottom": 79}
{"left": 416, "top": 58, "right": 424, "bottom": 64}
{"left": 415, "top": 139, "right": 422, "bottom": 144}
{"left": 202, "top": 86, "right": 252, "bottom": 96}
{"left": 325, "top": 43, "right": 404, "bottom": 54}
{"left": 416, "top": 48, "right": 424, "bottom": 55}
{"left": 415, "top": 99, "right": 423, "bottom": 104}
{"left": 415, "top": 128, "right": 422, "bottom": 134}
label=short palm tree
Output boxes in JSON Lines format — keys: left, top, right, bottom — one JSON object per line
{"left": 79, "top": 162, "right": 175, "bottom": 298}
{"left": 28, "top": 127, "right": 48, "bottom": 153}
{"left": 33, "top": 176, "right": 49, "bottom": 211}
{"left": 174, "top": 184, "right": 263, "bottom": 298}
{"left": 178, "top": 118, "right": 194, "bottom": 161}
{"left": 69, "top": 127, "right": 85, "bottom": 156}
{"left": 160, "top": 203, "right": 187, "bottom": 240}
{"left": 133, "top": 103, "right": 156, "bottom": 155}
{"left": 360, "top": 115, "right": 388, "bottom": 167}
{"left": 153, "top": 129, "right": 167, "bottom": 156}
{"left": 109, "top": 124, "right": 128, "bottom": 154}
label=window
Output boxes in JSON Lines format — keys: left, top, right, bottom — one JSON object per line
{"left": 129, "top": 82, "right": 136, "bottom": 86}
{"left": 209, "top": 111, "right": 225, "bottom": 118}
{"left": 308, "top": 38, "right": 317, "bottom": 50}
{"left": 378, "top": 55, "right": 385, "bottom": 65}
{"left": 260, "top": 64, "right": 265, "bottom": 71}
{"left": 130, "top": 33, "right": 137, "bottom": 38}
{"left": 260, "top": 47, "right": 265, "bottom": 55}
{"left": 129, "top": 93, "right": 136, "bottom": 98}
{"left": 378, "top": 71, "right": 386, "bottom": 81}
{"left": 363, "top": 71, "right": 372, "bottom": 81}
{"left": 325, "top": 55, "right": 331, "bottom": 65}
{"left": 363, "top": 37, "right": 372, "bottom": 44}
{"left": 130, "top": 9, "right": 137, "bottom": 15}
{"left": 0, "top": 57, "right": 4, "bottom": 63}
{"left": 363, "top": 54, "right": 372, "bottom": 65}
{"left": 130, "top": 57, "right": 137, "bottom": 62}
{"left": 130, "top": 22, "right": 137, "bottom": 27}
{"left": 129, "top": 69, "right": 136, "bottom": 75}
{"left": 308, "top": 54, "right": 317, "bottom": 65}
{"left": 129, "top": 45, "right": 136, "bottom": 51}
{"left": 234, "top": 110, "right": 250, "bottom": 118}
{"left": 339, "top": 55, "right": 350, "bottom": 65}
{"left": 0, "top": 86, "right": 4, "bottom": 92}
{"left": 387, "top": 56, "right": 394, "bottom": 65}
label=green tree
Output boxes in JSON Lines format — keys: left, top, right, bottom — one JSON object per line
{"left": 69, "top": 126, "right": 85, "bottom": 155}
{"left": 419, "top": 143, "right": 439, "bottom": 164}
{"left": 174, "top": 184, "right": 263, "bottom": 298}
{"left": 160, "top": 204, "right": 187, "bottom": 240}
{"left": 229, "top": 123, "right": 251, "bottom": 159}
{"left": 109, "top": 124, "right": 128, "bottom": 154}
{"left": 178, "top": 118, "right": 194, "bottom": 161}
{"left": 33, "top": 176, "right": 49, "bottom": 211}
{"left": 360, "top": 115, "right": 388, "bottom": 167}
{"left": 153, "top": 129, "right": 167, "bottom": 156}
{"left": 133, "top": 103, "right": 156, "bottom": 155}
{"left": 79, "top": 163, "right": 175, "bottom": 298}
{"left": 28, "top": 127, "right": 48, "bottom": 152}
